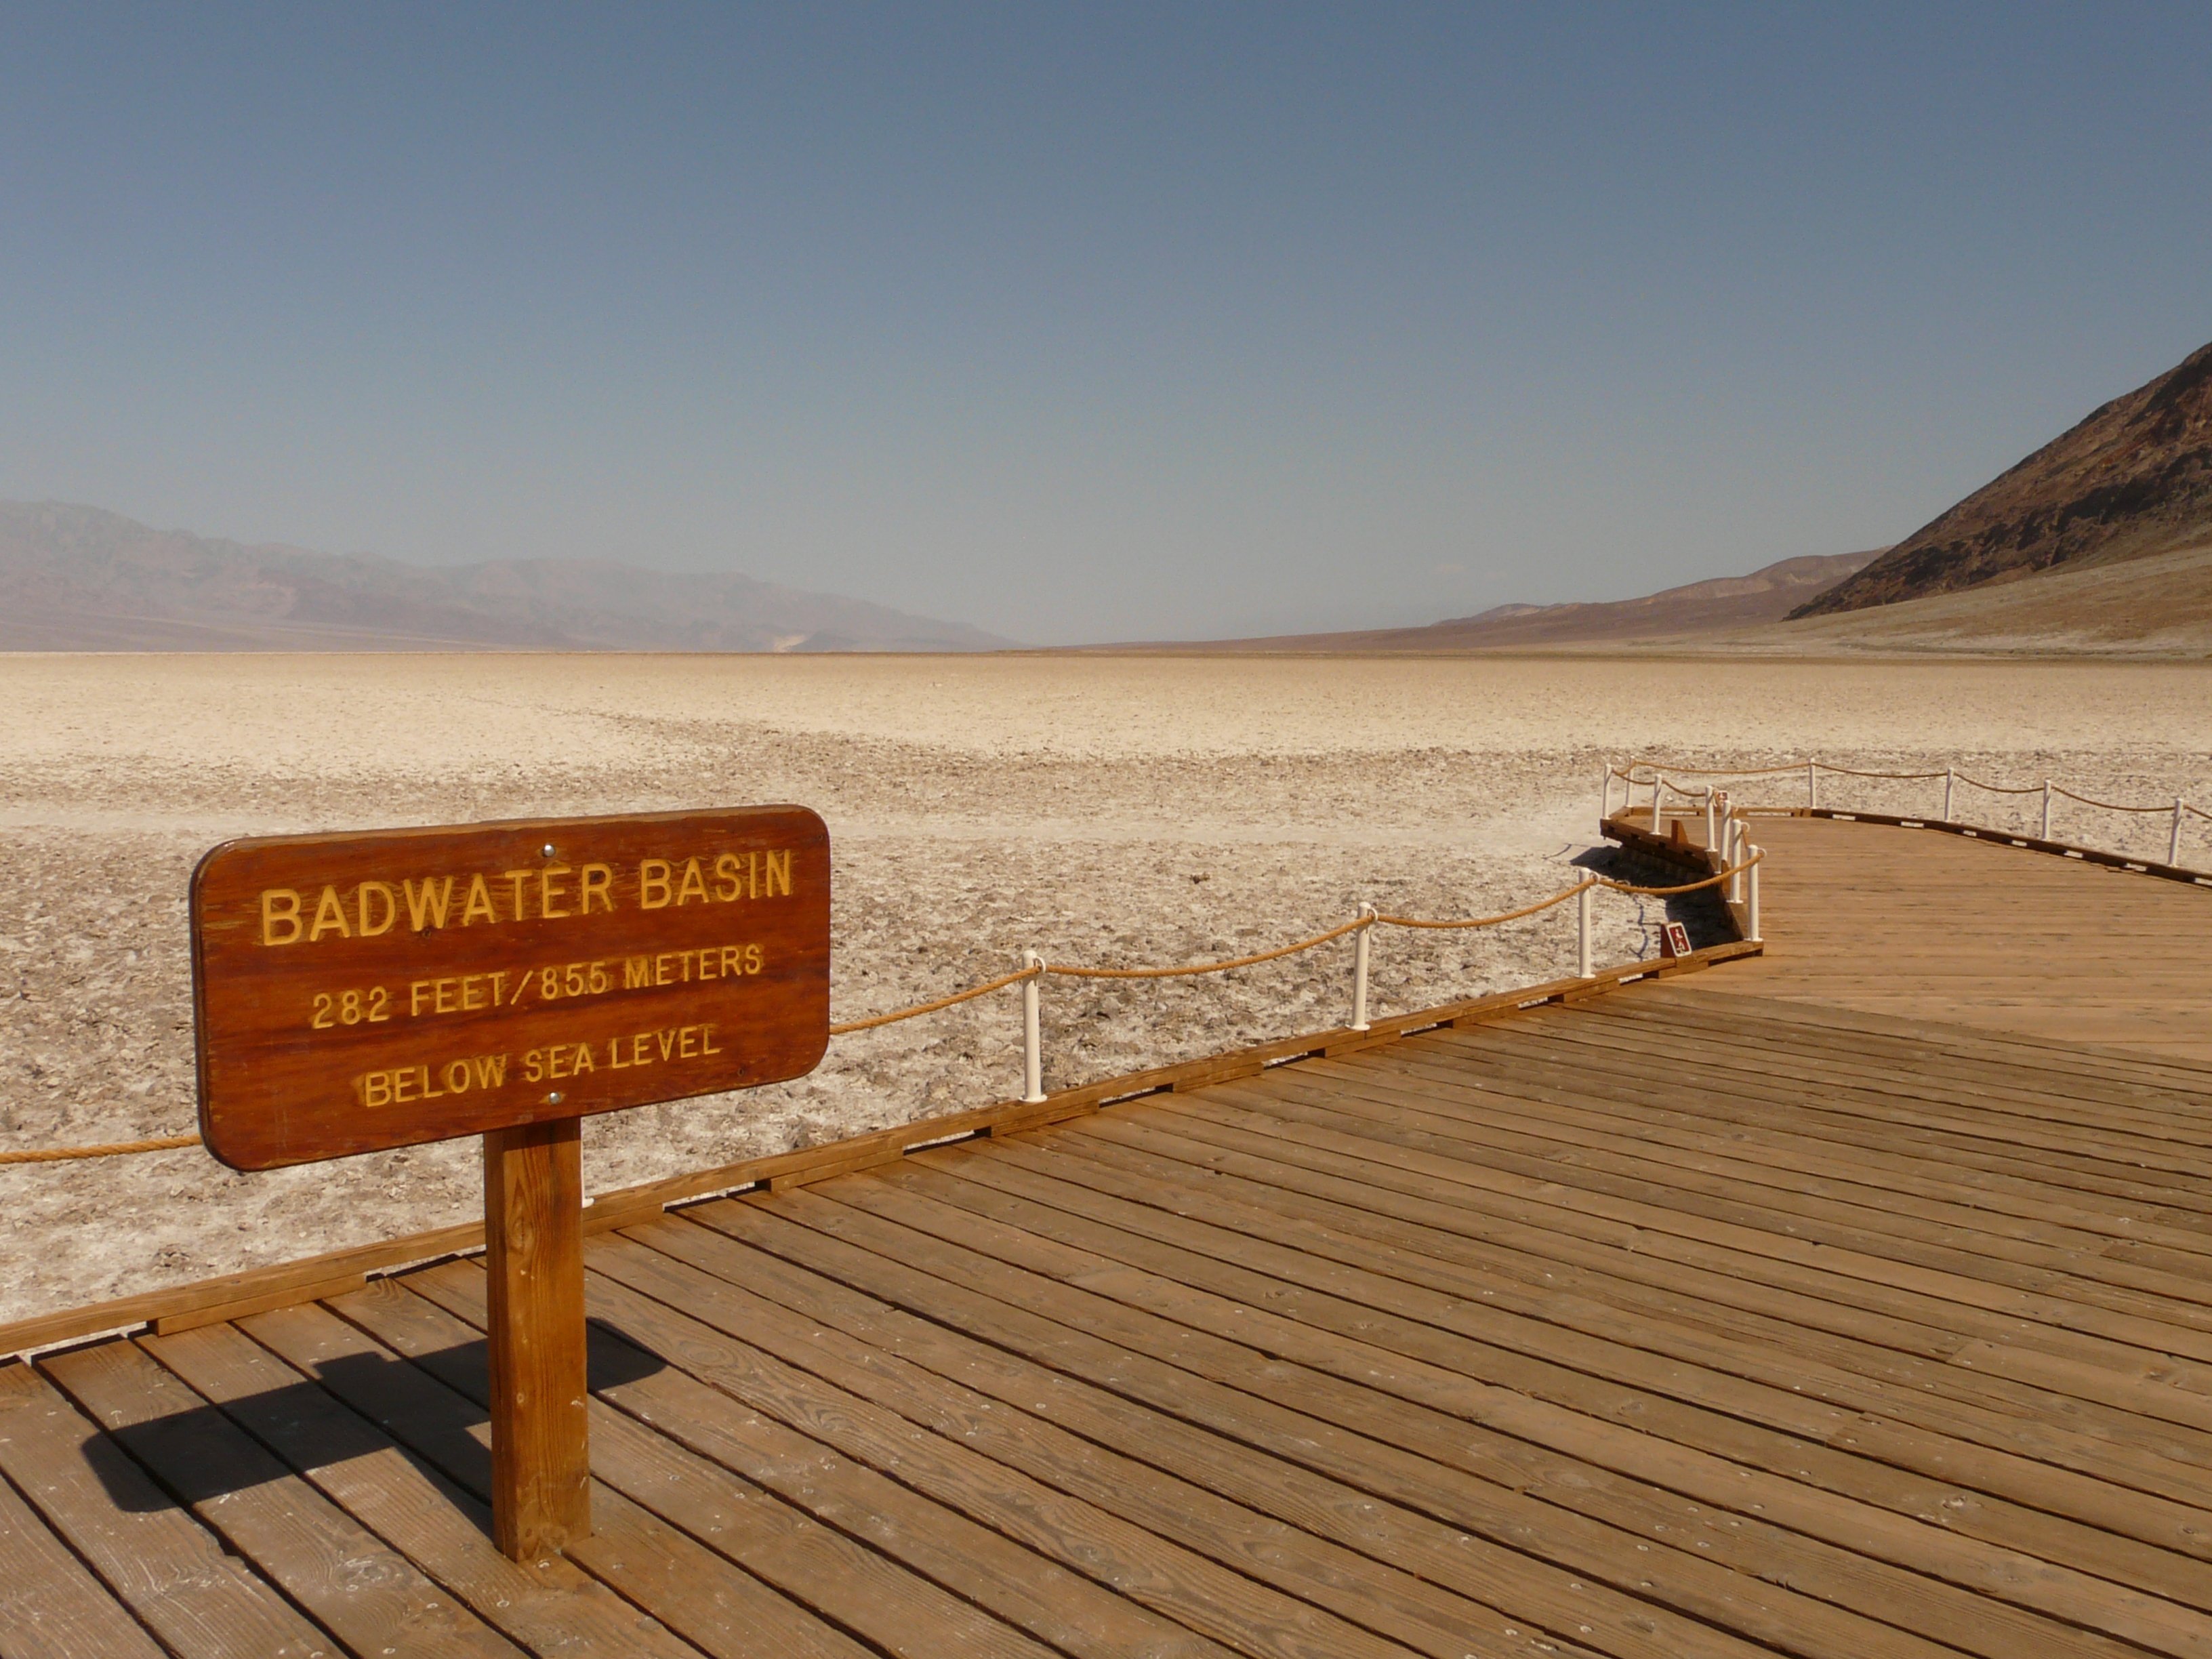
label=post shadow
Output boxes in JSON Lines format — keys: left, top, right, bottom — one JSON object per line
{"left": 85, "top": 1316, "right": 663, "bottom": 1530}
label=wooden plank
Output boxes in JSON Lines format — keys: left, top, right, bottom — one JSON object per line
{"left": 315, "top": 1279, "right": 882, "bottom": 1659}
{"left": 1460, "top": 1040, "right": 2212, "bottom": 1270}
{"left": 0, "top": 1223, "right": 481, "bottom": 1362}
{"left": 1049, "top": 1116, "right": 2212, "bottom": 1470}
{"left": 0, "top": 1361, "right": 331, "bottom": 1658}
{"left": 843, "top": 1157, "right": 2212, "bottom": 1652}
{"left": 1249, "top": 1043, "right": 2212, "bottom": 1319}
{"left": 1353, "top": 1035, "right": 2212, "bottom": 1288}
{"left": 1579, "top": 988, "right": 2212, "bottom": 1116}
{"left": 154, "top": 1272, "right": 369, "bottom": 1336}
{"left": 608, "top": 1211, "right": 2068, "bottom": 1659}
{"left": 668, "top": 1199, "right": 1834, "bottom": 1659}
{"left": 483, "top": 1115, "right": 590, "bottom": 1560}
{"left": 0, "top": 1452, "right": 166, "bottom": 1659}
{"left": 1436, "top": 1015, "right": 2212, "bottom": 1242}
{"left": 398, "top": 1261, "right": 1271, "bottom": 1659}
{"left": 37, "top": 1338, "right": 524, "bottom": 1659}
{"left": 1552, "top": 1006, "right": 2212, "bottom": 1203}
{"left": 1519, "top": 1026, "right": 2212, "bottom": 1197}
{"left": 1101, "top": 1094, "right": 2212, "bottom": 1433}
{"left": 1630, "top": 815, "right": 2212, "bottom": 1065}
{"left": 590, "top": 1223, "right": 1626, "bottom": 1659}
{"left": 1612, "top": 983, "right": 2212, "bottom": 1094}
{"left": 1259, "top": 1057, "right": 2212, "bottom": 1357}
{"left": 1567, "top": 983, "right": 2212, "bottom": 1113}
{"left": 924, "top": 1126, "right": 2212, "bottom": 1526}
{"left": 703, "top": 1184, "right": 2210, "bottom": 1649}
{"left": 1210, "top": 1077, "right": 2212, "bottom": 1468}
{"left": 141, "top": 1319, "right": 703, "bottom": 1658}
{"left": 575, "top": 1267, "right": 1435, "bottom": 1659}
{"left": 1165, "top": 1079, "right": 2212, "bottom": 1561}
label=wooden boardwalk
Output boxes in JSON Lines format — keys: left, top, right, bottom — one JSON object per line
{"left": 1664, "top": 811, "right": 2212, "bottom": 1063}
{"left": 6, "top": 822, "right": 2212, "bottom": 1656}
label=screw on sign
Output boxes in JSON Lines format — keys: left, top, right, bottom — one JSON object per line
{"left": 190, "top": 806, "right": 831, "bottom": 1560}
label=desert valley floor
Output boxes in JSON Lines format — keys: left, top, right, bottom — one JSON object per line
{"left": 3, "top": 651, "right": 2209, "bottom": 1324}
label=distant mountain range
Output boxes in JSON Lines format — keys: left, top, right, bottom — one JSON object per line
{"left": 1796, "top": 338, "right": 2212, "bottom": 617}
{"left": 1100, "top": 337, "right": 2212, "bottom": 657}
{"left": 1092, "top": 549, "right": 1883, "bottom": 653}
{"left": 18, "top": 338, "right": 2210, "bottom": 659}
{"left": 0, "top": 501, "right": 1015, "bottom": 652}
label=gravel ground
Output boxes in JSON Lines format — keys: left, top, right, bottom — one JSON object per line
{"left": 3, "top": 651, "right": 2208, "bottom": 1324}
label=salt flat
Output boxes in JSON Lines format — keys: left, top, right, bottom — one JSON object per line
{"left": 3, "top": 651, "right": 2209, "bottom": 1324}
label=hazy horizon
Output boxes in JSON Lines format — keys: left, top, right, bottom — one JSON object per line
{"left": 3, "top": 5, "right": 2207, "bottom": 644}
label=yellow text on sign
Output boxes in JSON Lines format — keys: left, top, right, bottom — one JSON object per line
{"left": 260, "top": 851, "right": 795, "bottom": 945}
{"left": 355, "top": 1023, "right": 726, "bottom": 1107}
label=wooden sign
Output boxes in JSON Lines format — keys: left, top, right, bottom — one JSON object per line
{"left": 190, "top": 806, "right": 830, "bottom": 1170}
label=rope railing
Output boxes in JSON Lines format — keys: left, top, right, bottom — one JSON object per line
{"left": 1043, "top": 917, "right": 1370, "bottom": 979}
{"left": 2047, "top": 783, "right": 2179, "bottom": 813}
{"left": 0, "top": 1132, "right": 203, "bottom": 1165}
{"left": 1605, "top": 754, "right": 2204, "bottom": 873}
{"left": 7, "top": 845, "right": 1765, "bottom": 1163}
{"left": 827, "top": 964, "right": 1042, "bottom": 1034}
{"left": 1373, "top": 884, "right": 1589, "bottom": 930}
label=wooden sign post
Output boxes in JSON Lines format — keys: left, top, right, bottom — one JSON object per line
{"left": 190, "top": 806, "right": 831, "bottom": 1559}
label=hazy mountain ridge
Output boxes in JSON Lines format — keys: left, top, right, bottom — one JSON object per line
{"left": 1795, "top": 339, "right": 2212, "bottom": 617}
{"left": 1097, "top": 548, "right": 1881, "bottom": 653}
{"left": 0, "top": 501, "right": 1015, "bottom": 652}
{"left": 1422, "top": 551, "right": 1881, "bottom": 642}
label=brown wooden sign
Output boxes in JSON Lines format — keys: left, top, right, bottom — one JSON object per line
{"left": 190, "top": 806, "right": 830, "bottom": 1170}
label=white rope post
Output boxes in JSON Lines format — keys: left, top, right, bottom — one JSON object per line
{"left": 1576, "top": 880, "right": 1594, "bottom": 979}
{"left": 1944, "top": 768, "right": 1954, "bottom": 823}
{"left": 2174, "top": 800, "right": 2187, "bottom": 867}
{"left": 1807, "top": 758, "right": 1817, "bottom": 810}
{"left": 1600, "top": 762, "right": 1612, "bottom": 821}
{"left": 1745, "top": 847, "right": 1762, "bottom": 942}
{"left": 1020, "top": 951, "right": 1045, "bottom": 1103}
{"left": 1703, "top": 787, "right": 1717, "bottom": 851}
{"left": 2041, "top": 780, "right": 2053, "bottom": 841}
{"left": 1350, "top": 905, "right": 1376, "bottom": 1031}
{"left": 1725, "top": 815, "right": 1741, "bottom": 903}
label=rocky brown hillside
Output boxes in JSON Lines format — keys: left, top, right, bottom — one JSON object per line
{"left": 1795, "top": 340, "right": 2212, "bottom": 617}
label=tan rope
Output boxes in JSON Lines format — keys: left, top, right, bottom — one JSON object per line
{"left": 1376, "top": 882, "right": 1589, "bottom": 929}
{"left": 1621, "top": 757, "right": 2175, "bottom": 800}
{"left": 0, "top": 1132, "right": 202, "bottom": 1165}
{"left": 1807, "top": 763, "right": 1948, "bottom": 781}
{"left": 1617, "top": 760, "right": 1805, "bottom": 778}
{"left": 1591, "top": 848, "right": 1763, "bottom": 897}
{"left": 1046, "top": 917, "right": 1368, "bottom": 979}
{"left": 2049, "top": 783, "right": 2178, "bottom": 813}
{"left": 828, "top": 965, "right": 1041, "bottom": 1035}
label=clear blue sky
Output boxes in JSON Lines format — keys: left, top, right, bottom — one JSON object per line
{"left": 3, "top": 4, "right": 2207, "bottom": 643}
